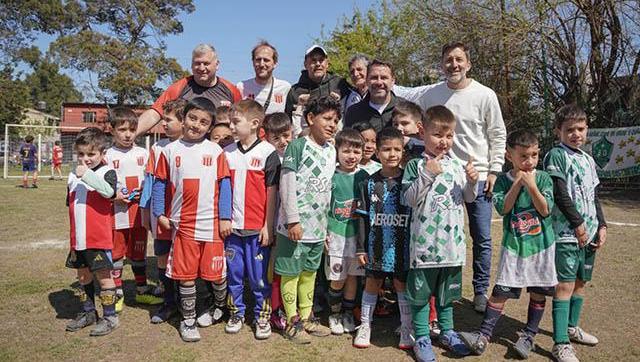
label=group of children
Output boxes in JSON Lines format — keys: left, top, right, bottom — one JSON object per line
{"left": 64, "top": 95, "right": 604, "bottom": 362}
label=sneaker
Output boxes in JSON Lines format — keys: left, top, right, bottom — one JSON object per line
{"left": 439, "top": 330, "right": 471, "bottom": 356}
{"left": 458, "top": 331, "right": 489, "bottom": 355}
{"left": 568, "top": 326, "right": 598, "bottom": 346}
{"left": 254, "top": 319, "right": 272, "bottom": 340}
{"left": 211, "top": 306, "right": 224, "bottom": 323}
{"left": 399, "top": 325, "right": 416, "bottom": 350}
{"left": 270, "top": 309, "right": 287, "bottom": 331}
{"left": 225, "top": 314, "right": 244, "bottom": 334}
{"left": 30, "top": 184, "right": 38, "bottom": 188}
{"left": 342, "top": 311, "right": 356, "bottom": 333}
{"left": 89, "top": 315, "right": 119, "bottom": 336}
{"left": 284, "top": 321, "right": 311, "bottom": 344}
{"left": 429, "top": 320, "right": 441, "bottom": 338}
{"left": 473, "top": 294, "right": 488, "bottom": 313}
{"left": 329, "top": 313, "right": 344, "bottom": 335}
{"left": 197, "top": 310, "right": 213, "bottom": 328}
{"left": 414, "top": 336, "right": 437, "bottom": 362}
{"left": 552, "top": 343, "right": 579, "bottom": 362}
{"left": 151, "top": 304, "right": 177, "bottom": 324}
{"left": 66, "top": 311, "right": 97, "bottom": 331}
{"left": 135, "top": 286, "right": 164, "bottom": 305}
{"left": 513, "top": 331, "right": 535, "bottom": 359}
{"left": 353, "top": 323, "right": 371, "bottom": 348}
{"left": 302, "top": 317, "right": 331, "bottom": 337}
{"left": 115, "top": 294, "right": 124, "bottom": 313}
{"left": 179, "top": 319, "right": 201, "bottom": 342}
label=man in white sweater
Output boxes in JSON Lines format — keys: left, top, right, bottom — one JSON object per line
{"left": 394, "top": 42, "right": 507, "bottom": 313}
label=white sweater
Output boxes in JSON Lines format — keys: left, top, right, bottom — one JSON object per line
{"left": 394, "top": 80, "right": 506, "bottom": 180}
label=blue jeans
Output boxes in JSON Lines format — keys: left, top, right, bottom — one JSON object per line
{"left": 465, "top": 181, "right": 493, "bottom": 296}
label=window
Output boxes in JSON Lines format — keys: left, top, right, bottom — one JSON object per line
{"left": 83, "top": 111, "right": 96, "bottom": 123}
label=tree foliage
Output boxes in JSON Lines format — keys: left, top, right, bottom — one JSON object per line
{"left": 0, "top": 67, "right": 30, "bottom": 130}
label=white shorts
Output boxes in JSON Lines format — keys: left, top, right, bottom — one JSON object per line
{"left": 324, "top": 255, "right": 365, "bottom": 281}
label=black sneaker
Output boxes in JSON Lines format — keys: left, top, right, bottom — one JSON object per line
{"left": 66, "top": 311, "right": 97, "bottom": 331}
{"left": 513, "top": 331, "right": 535, "bottom": 359}
{"left": 458, "top": 331, "right": 489, "bottom": 355}
{"left": 150, "top": 304, "right": 177, "bottom": 324}
{"left": 90, "top": 315, "right": 119, "bottom": 336}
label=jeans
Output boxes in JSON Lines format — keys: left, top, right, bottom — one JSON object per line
{"left": 465, "top": 180, "right": 493, "bottom": 296}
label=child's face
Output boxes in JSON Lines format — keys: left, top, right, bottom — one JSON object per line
{"left": 229, "top": 112, "right": 258, "bottom": 140}
{"left": 76, "top": 144, "right": 105, "bottom": 169}
{"left": 423, "top": 122, "right": 455, "bottom": 157}
{"left": 306, "top": 110, "right": 338, "bottom": 144}
{"left": 376, "top": 138, "right": 403, "bottom": 169}
{"left": 337, "top": 144, "right": 363, "bottom": 172}
{"left": 556, "top": 119, "right": 588, "bottom": 149}
{"left": 211, "top": 126, "right": 233, "bottom": 145}
{"left": 393, "top": 115, "right": 421, "bottom": 136}
{"left": 112, "top": 121, "right": 136, "bottom": 148}
{"left": 162, "top": 111, "right": 182, "bottom": 140}
{"left": 267, "top": 129, "right": 293, "bottom": 156}
{"left": 359, "top": 129, "right": 377, "bottom": 163}
{"left": 182, "top": 109, "right": 213, "bottom": 142}
{"left": 507, "top": 144, "right": 539, "bottom": 172}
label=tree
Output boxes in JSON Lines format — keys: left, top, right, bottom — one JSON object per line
{"left": 0, "top": 67, "right": 30, "bottom": 130}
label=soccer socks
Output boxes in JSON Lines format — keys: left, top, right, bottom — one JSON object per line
{"left": 429, "top": 295, "right": 438, "bottom": 323}
{"left": 396, "top": 291, "right": 412, "bottom": 329}
{"left": 280, "top": 275, "right": 299, "bottom": 322}
{"left": 131, "top": 260, "right": 147, "bottom": 289}
{"left": 343, "top": 298, "right": 356, "bottom": 314}
{"left": 411, "top": 303, "right": 431, "bottom": 339}
{"left": 100, "top": 287, "right": 117, "bottom": 317}
{"left": 328, "top": 286, "right": 344, "bottom": 314}
{"left": 360, "top": 291, "right": 378, "bottom": 326}
{"left": 80, "top": 282, "right": 96, "bottom": 313}
{"left": 436, "top": 304, "right": 454, "bottom": 333}
{"left": 179, "top": 284, "right": 197, "bottom": 321}
{"left": 552, "top": 299, "right": 571, "bottom": 343}
{"left": 211, "top": 280, "right": 227, "bottom": 309}
{"left": 479, "top": 302, "right": 503, "bottom": 338}
{"left": 524, "top": 298, "right": 546, "bottom": 336}
{"left": 158, "top": 268, "right": 175, "bottom": 307}
{"left": 298, "top": 270, "right": 316, "bottom": 320}
{"left": 111, "top": 259, "right": 124, "bottom": 294}
{"left": 271, "top": 274, "right": 282, "bottom": 311}
{"left": 568, "top": 295, "right": 584, "bottom": 328}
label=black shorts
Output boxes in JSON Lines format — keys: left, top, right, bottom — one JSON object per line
{"left": 365, "top": 269, "right": 408, "bottom": 283}
{"left": 491, "top": 284, "right": 555, "bottom": 299}
{"left": 65, "top": 249, "right": 113, "bottom": 272}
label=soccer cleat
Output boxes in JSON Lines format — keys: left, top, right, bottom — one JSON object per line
{"left": 66, "top": 311, "right": 97, "bottom": 332}
{"left": 413, "top": 336, "right": 437, "bottom": 362}
{"left": 398, "top": 325, "right": 416, "bottom": 350}
{"left": 211, "top": 306, "right": 224, "bottom": 323}
{"left": 552, "top": 343, "right": 579, "bottom": 362}
{"left": 196, "top": 310, "right": 213, "bottom": 328}
{"left": 270, "top": 309, "right": 287, "bottom": 331}
{"left": 458, "top": 331, "right": 489, "bottom": 355}
{"left": 513, "top": 331, "right": 535, "bottom": 359}
{"left": 115, "top": 295, "right": 124, "bottom": 313}
{"left": 342, "top": 311, "right": 356, "bottom": 333}
{"left": 284, "top": 321, "right": 311, "bottom": 344}
{"left": 89, "top": 316, "right": 119, "bottom": 336}
{"left": 179, "top": 319, "right": 201, "bottom": 342}
{"left": 439, "top": 330, "right": 471, "bottom": 356}
{"left": 225, "top": 314, "right": 245, "bottom": 334}
{"left": 254, "top": 319, "right": 272, "bottom": 340}
{"left": 353, "top": 323, "right": 371, "bottom": 348}
{"left": 473, "top": 294, "right": 488, "bottom": 313}
{"left": 429, "top": 320, "right": 441, "bottom": 338}
{"left": 329, "top": 313, "right": 344, "bottom": 335}
{"left": 151, "top": 305, "right": 176, "bottom": 324}
{"left": 568, "top": 326, "right": 598, "bottom": 346}
{"left": 135, "top": 286, "right": 164, "bottom": 305}
{"left": 302, "top": 317, "right": 331, "bottom": 337}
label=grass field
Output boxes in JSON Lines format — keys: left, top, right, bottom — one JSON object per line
{"left": 0, "top": 178, "right": 639, "bottom": 361}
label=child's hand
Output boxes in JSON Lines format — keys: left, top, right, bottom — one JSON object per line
{"left": 425, "top": 154, "right": 444, "bottom": 175}
{"left": 219, "top": 220, "right": 232, "bottom": 240}
{"left": 287, "top": 223, "right": 303, "bottom": 241}
{"left": 259, "top": 226, "right": 271, "bottom": 247}
{"left": 330, "top": 91, "right": 341, "bottom": 101}
{"left": 129, "top": 188, "right": 141, "bottom": 201}
{"left": 324, "top": 235, "right": 330, "bottom": 253}
{"left": 158, "top": 215, "right": 171, "bottom": 231}
{"left": 114, "top": 189, "right": 131, "bottom": 205}
{"left": 76, "top": 163, "right": 88, "bottom": 178}
{"left": 575, "top": 223, "right": 588, "bottom": 247}
{"left": 357, "top": 253, "right": 368, "bottom": 266}
{"left": 464, "top": 157, "right": 478, "bottom": 184}
{"left": 521, "top": 171, "right": 536, "bottom": 189}
{"left": 593, "top": 226, "right": 607, "bottom": 249}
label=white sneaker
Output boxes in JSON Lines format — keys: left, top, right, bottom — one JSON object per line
{"left": 342, "top": 312, "right": 356, "bottom": 333}
{"left": 552, "top": 343, "right": 579, "bottom": 362}
{"left": 398, "top": 325, "right": 415, "bottom": 350}
{"left": 473, "top": 294, "right": 488, "bottom": 313}
{"left": 196, "top": 311, "right": 213, "bottom": 327}
{"left": 568, "top": 326, "right": 598, "bottom": 346}
{"left": 225, "top": 314, "right": 244, "bottom": 334}
{"left": 179, "top": 319, "right": 201, "bottom": 342}
{"left": 329, "top": 313, "right": 344, "bottom": 335}
{"left": 353, "top": 323, "right": 371, "bottom": 348}
{"left": 254, "top": 319, "right": 272, "bottom": 340}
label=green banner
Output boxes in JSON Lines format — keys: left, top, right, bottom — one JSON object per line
{"left": 582, "top": 126, "right": 640, "bottom": 178}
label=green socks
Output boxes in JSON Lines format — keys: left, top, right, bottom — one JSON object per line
{"left": 280, "top": 271, "right": 317, "bottom": 323}
{"left": 298, "top": 270, "right": 316, "bottom": 320}
{"left": 411, "top": 303, "right": 430, "bottom": 339}
{"left": 553, "top": 299, "right": 571, "bottom": 343}
{"left": 436, "top": 304, "right": 454, "bottom": 332}
{"left": 280, "top": 274, "right": 299, "bottom": 323}
{"left": 568, "top": 295, "right": 584, "bottom": 328}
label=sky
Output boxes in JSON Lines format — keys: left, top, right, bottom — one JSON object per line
{"left": 34, "top": 0, "right": 375, "bottom": 100}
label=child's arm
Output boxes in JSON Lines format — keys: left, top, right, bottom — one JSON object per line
{"left": 151, "top": 178, "right": 170, "bottom": 231}
{"left": 551, "top": 176, "right": 588, "bottom": 245}
{"left": 403, "top": 157, "right": 439, "bottom": 208}
{"left": 463, "top": 157, "right": 479, "bottom": 203}
{"left": 218, "top": 177, "right": 232, "bottom": 239}
{"left": 261, "top": 152, "right": 281, "bottom": 246}
{"left": 593, "top": 185, "right": 607, "bottom": 248}
{"left": 79, "top": 167, "right": 117, "bottom": 199}
{"left": 280, "top": 169, "right": 302, "bottom": 240}
{"left": 521, "top": 171, "right": 550, "bottom": 217}
{"left": 495, "top": 172, "right": 522, "bottom": 215}
{"left": 355, "top": 180, "right": 368, "bottom": 266}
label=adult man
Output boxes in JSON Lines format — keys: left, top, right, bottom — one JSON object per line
{"left": 285, "top": 45, "right": 351, "bottom": 136}
{"left": 343, "top": 55, "right": 369, "bottom": 114}
{"left": 137, "top": 44, "right": 241, "bottom": 135}
{"left": 394, "top": 42, "right": 507, "bottom": 313}
{"left": 237, "top": 41, "right": 291, "bottom": 114}
{"left": 343, "top": 59, "right": 401, "bottom": 132}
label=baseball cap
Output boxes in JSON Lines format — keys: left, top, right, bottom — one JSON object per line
{"left": 305, "top": 44, "right": 328, "bottom": 58}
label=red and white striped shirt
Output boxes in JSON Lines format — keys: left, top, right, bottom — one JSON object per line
{"left": 105, "top": 146, "right": 148, "bottom": 230}
{"left": 155, "top": 139, "right": 230, "bottom": 242}
{"left": 146, "top": 138, "right": 172, "bottom": 240}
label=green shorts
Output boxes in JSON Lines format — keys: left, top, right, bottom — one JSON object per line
{"left": 406, "top": 266, "right": 462, "bottom": 308}
{"left": 555, "top": 242, "right": 597, "bottom": 282}
{"left": 274, "top": 234, "right": 324, "bottom": 276}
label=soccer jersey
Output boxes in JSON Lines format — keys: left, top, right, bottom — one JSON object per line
{"left": 276, "top": 136, "right": 336, "bottom": 243}
{"left": 19, "top": 143, "right": 37, "bottom": 163}
{"left": 403, "top": 156, "right": 470, "bottom": 269}
{"left": 327, "top": 169, "right": 369, "bottom": 258}
{"left": 151, "top": 76, "right": 241, "bottom": 117}
{"left": 52, "top": 145, "right": 63, "bottom": 165}
{"left": 147, "top": 138, "right": 172, "bottom": 240}
{"left": 359, "top": 160, "right": 382, "bottom": 175}
{"left": 155, "top": 139, "right": 231, "bottom": 242}
{"left": 543, "top": 143, "right": 600, "bottom": 243}
{"left": 237, "top": 77, "right": 291, "bottom": 114}
{"left": 105, "top": 146, "right": 148, "bottom": 230}
{"left": 225, "top": 139, "right": 281, "bottom": 233}
{"left": 356, "top": 171, "right": 410, "bottom": 273}
{"left": 492, "top": 170, "right": 557, "bottom": 287}
{"left": 68, "top": 164, "right": 116, "bottom": 251}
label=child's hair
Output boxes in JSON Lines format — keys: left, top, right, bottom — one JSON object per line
{"left": 212, "top": 122, "right": 231, "bottom": 132}
{"left": 352, "top": 121, "right": 376, "bottom": 134}
{"left": 162, "top": 99, "right": 187, "bottom": 121}
{"left": 24, "top": 135, "right": 34, "bottom": 143}
{"left": 335, "top": 128, "right": 364, "bottom": 150}
{"left": 392, "top": 100, "right": 424, "bottom": 124}
{"left": 554, "top": 103, "right": 588, "bottom": 129}
{"left": 215, "top": 105, "right": 231, "bottom": 123}
{"left": 74, "top": 127, "right": 108, "bottom": 152}
{"left": 54, "top": 140, "right": 60, "bottom": 146}
{"left": 232, "top": 99, "right": 265, "bottom": 129}
{"left": 423, "top": 105, "right": 456, "bottom": 129}
{"left": 183, "top": 97, "right": 217, "bottom": 124}
{"left": 303, "top": 96, "right": 341, "bottom": 122}
{"left": 507, "top": 129, "right": 539, "bottom": 149}
{"left": 263, "top": 112, "right": 292, "bottom": 135}
{"left": 108, "top": 106, "right": 138, "bottom": 129}
{"left": 376, "top": 127, "right": 404, "bottom": 148}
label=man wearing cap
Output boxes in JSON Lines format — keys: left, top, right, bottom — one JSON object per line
{"left": 237, "top": 41, "right": 291, "bottom": 114}
{"left": 285, "top": 45, "right": 351, "bottom": 136}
